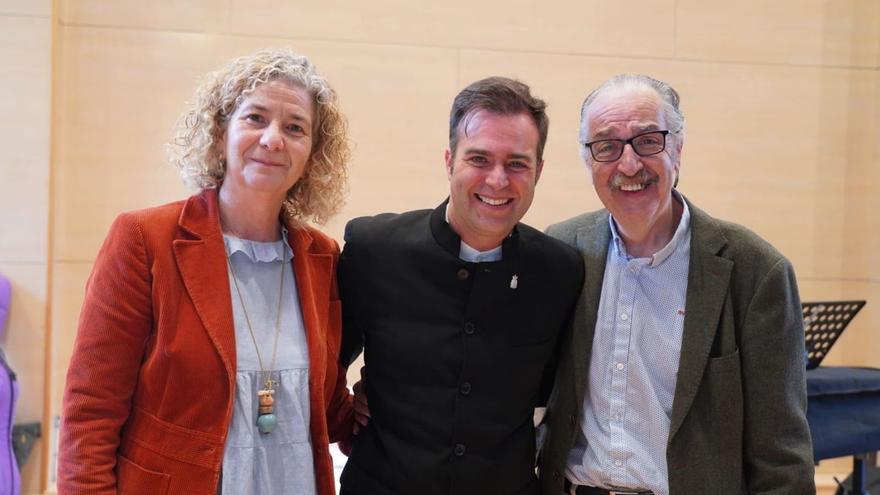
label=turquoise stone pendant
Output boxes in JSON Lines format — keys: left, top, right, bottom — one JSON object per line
{"left": 256, "top": 387, "right": 277, "bottom": 434}
{"left": 257, "top": 413, "right": 277, "bottom": 434}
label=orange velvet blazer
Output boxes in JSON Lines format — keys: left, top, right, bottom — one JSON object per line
{"left": 58, "top": 189, "right": 353, "bottom": 495}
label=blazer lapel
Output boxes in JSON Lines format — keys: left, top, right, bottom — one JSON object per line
{"left": 571, "top": 213, "right": 611, "bottom": 410}
{"left": 172, "top": 190, "right": 236, "bottom": 380}
{"left": 288, "top": 227, "right": 333, "bottom": 398}
{"left": 668, "top": 202, "right": 733, "bottom": 440}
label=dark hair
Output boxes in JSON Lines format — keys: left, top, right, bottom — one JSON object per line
{"left": 448, "top": 76, "right": 549, "bottom": 161}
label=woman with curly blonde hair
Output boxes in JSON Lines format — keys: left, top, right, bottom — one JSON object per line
{"left": 59, "top": 48, "right": 354, "bottom": 495}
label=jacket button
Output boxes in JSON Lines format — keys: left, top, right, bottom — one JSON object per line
{"left": 456, "top": 268, "right": 469, "bottom": 280}
{"left": 570, "top": 414, "right": 577, "bottom": 428}
{"left": 464, "top": 322, "right": 475, "bottom": 335}
{"left": 553, "top": 470, "right": 560, "bottom": 480}
{"left": 453, "top": 443, "right": 466, "bottom": 456}
{"left": 460, "top": 382, "right": 472, "bottom": 395}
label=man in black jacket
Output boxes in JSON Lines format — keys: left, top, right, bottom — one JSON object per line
{"left": 339, "top": 77, "right": 584, "bottom": 495}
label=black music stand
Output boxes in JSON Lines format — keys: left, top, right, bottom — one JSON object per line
{"left": 802, "top": 300, "right": 876, "bottom": 495}
{"left": 803, "top": 300, "right": 866, "bottom": 370}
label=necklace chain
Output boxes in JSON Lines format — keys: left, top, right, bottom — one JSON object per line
{"left": 226, "top": 253, "right": 285, "bottom": 390}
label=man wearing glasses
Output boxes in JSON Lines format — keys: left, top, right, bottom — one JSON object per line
{"left": 539, "top": 74, "right": 814, "bottom": 495}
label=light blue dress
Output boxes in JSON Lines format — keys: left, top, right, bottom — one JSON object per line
{"left": 220, "top": 229, "right": 317, "bottom": 495}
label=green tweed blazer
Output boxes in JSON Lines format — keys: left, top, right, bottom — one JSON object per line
{"left": 539, "top": 197, "right": 815, "bottom": 495}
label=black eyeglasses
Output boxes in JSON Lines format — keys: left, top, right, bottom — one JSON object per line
{"left": 583, "top": 130, "right": 671, "bottom": 162}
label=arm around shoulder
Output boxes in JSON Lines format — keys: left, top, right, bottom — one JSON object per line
{"left": 338, "top": 219, "right": 368, "bottom": 368}
{"left": 325, "top": 238, "right": 355, "bottom": 445}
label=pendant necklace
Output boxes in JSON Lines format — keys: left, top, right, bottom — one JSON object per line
{"left": 227, "top": 252, "right": 285, "bottom": 434}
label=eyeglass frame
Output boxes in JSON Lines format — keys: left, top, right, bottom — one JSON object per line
{"left": 583, "top": 129, "right": 673, "bottom": 163}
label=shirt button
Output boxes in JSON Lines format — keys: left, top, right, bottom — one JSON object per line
{"left": 614, "top": 459, "right": 623, "bottom": 467}
{"left": 616, "top": 362, "right": 625, "bottom": 371}
{"left": 620, "top": 313, "right": 629, "bottom": 321}
{"left": 457, "top": 268, "right": 470, "bottom": 280}
{"left": 464, "top": 322, "right": 475, "bottom": 335}
{"left": 454, "top": 443, "right": 466, "bottom": 457}
{"left": 460, "top": 382, "right": 472, "bottom": 395}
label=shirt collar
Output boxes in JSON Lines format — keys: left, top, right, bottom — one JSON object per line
{"left": 223, "top": 225, "right": 295, "bottom": 263}
{"left": 608, "top": 190, "right": 691, "bottom": 267}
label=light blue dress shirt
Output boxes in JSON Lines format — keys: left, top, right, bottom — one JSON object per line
{"left": 220, "top": 228, "right": 316, "bottom": 495}
{"left": 566, "top": 194, "right": 691, "bottom": 495}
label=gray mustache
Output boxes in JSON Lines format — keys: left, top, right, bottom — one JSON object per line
{"left": 609, "top": 169, "right": 658, "bottom": 188}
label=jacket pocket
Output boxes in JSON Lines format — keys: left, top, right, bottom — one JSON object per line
{"left": 706, "top": 348, "right": 740, "bottom": 374}
{"left": 117, "top": 455, "right": 170, "bottom": 494}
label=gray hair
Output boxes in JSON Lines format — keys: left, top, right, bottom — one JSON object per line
{"left": 578, "top": 74, "right": 685, "bottom": 146}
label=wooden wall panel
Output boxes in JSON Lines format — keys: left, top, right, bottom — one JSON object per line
{"left": 227, "top": 0, "right": 675, "bottom": 58}
{"left": 0, "top": 12, "right": 50, "bottom": 494}
{"left": 55, "top": 27, "right": 219, "bottom": 262}
{"left": 676, "top": 0, "right": 880, "bottom": 67}
{"left": 0, "top": 0, "right": 50, "bottom": 17}
{"left": 676, "top": 66, "right": 877, "bottom": 282}
{"left": 59, "top": 0, "right": 225, "bottom": 32}
{"left": 836, "top": 69, "right": 878, "bottom": 283}
{"left": 0, "top": 16, "right": 51, "bottom": 263}
{"left": 47, "top": 263, "right": 89, "bottom": 416}
{"left": 870, "top": 73, "right": 880, "bottom": 281}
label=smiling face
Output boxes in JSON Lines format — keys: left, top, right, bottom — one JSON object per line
{"left": 583, "top": 86, "right": 682, "bottom": 239}
{"left": 219, "top": 79, "right": 315, "bottom": 205}
{"left": 445, "top": 110, "right": 543, "bottom": 251}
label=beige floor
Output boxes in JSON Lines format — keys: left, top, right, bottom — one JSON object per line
{"left": 817, "top": 474, "right": 840, "bottom": 495}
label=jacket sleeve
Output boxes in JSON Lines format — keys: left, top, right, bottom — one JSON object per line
{"left": 325, "top": 241, "right": 355, "bottom": 445}
{"left": 58, "top": 213, "right": 154, "bottom": 495}
{"left": 537, "top": 248, "right": 584, "bottom": 407}
{"left": 338, "top": 221, "right": 365, "bottom": 368}
{"left": 740, "top": 258, "right": 815, "bottom": 494}
{"left": 326, "top": 360, "right": 355, "bottom": 446}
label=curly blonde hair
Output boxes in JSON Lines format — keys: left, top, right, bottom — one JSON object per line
{"left": 170, "top": 48, "right": 350, "bottom": 225}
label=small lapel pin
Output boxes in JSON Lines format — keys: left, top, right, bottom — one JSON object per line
{"left": 510, "top": 275, "right": 518, "bottom": 289}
